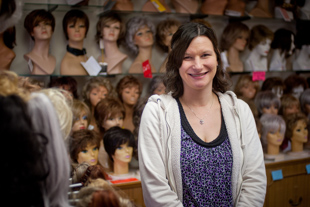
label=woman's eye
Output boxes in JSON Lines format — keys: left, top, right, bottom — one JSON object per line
{"left": 91, "top": 93, "right": 97, "bottom": 96}
{"left": 81, "top": 150, "right": 88, "bottom": 153}
{"left": 119, "top": 117, "right": 124, "bottom": 120}
{"left": 114, "top": 26, "right": 120, "bottom": 30}
{"left": 69, "top": 24, "right": 75, "bottom": 28}
{"left": 108, "top": 117, "right": 114, "bottom": 121}
{"left": 136, "top": 32, "right": 142, "bottom": 36}
{"left": 93, "top": 147, "right": 99, "bottom": 151}
{"left": 117, "top": 146, "right": 122, "bottom": 150}
{"left": 183, "top": 56, "right": 191, "bottom": 60}
{"left": 296, "top": 129, "right": 301, "bottom": 132}
{"left": 104, "top": 25, "right": 110, "bottom": 28}
{"left": 82, "top": 115, "right": 87, "bottom": 120}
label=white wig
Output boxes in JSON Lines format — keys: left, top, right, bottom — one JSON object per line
{"left": 39, "top": 88, "right": 73, "bottom": 140}
{"left": 125, "top": 16, "right": 155, "bottom": 55}
{"left": 28, "top": 93, "right": 71, "bottom": 207}
{"left": 260, "top": 113, "right": 286, "bottom": 152}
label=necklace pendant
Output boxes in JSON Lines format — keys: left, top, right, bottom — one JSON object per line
{"left": 200, "top": 120, "right": 204, "bottom": 125}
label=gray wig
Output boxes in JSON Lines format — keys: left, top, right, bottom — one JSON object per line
{"left": 300, "top": 88, "right": 310, "bottom": 114}
{"left": 28, "top": 93, "right": 71, "bottom": 207}
{"left": 260, "top": 113, "right": 286, "bottom": 153}
{"left": 255, "top": 91, "right": 281, "bottom": 115}
{"left": 125, "top": 16, "right": 155, "bottom": 55}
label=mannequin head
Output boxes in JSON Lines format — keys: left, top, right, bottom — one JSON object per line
{"left": 62, "top": 9, "right": 89, "bottom": 41}
{"left": 284, "top": 74, "right": 308, "bottom": 99}
{"left": 220, "top": 22, "right": 250, "bottom": 52}
{"left": 280, "top": 94, "right": 300, "bottom": 119}
{"left": 300, "top": 89, "right": 310, "bottom": 116}
{"left": 156, "top": 19, "right": 181, "bottom": 53}
{"left": 72, "top": 99, "right": 91, "bottom": 132}
{"left": 24, "top": 9, "right": 55, "bottom": 41}
{"left": 255, "top": 91, "right": 281, "bottom": 116}
{"left": 285, "top": 113, "right": 308, "bottom": 151}
{"left": 82, "top": 77, "right": 116, "bottom": 109}
{"left": 70, "top": 129, "right": 100, "bottom": 166}
{"left": 260, "top": 113, "right": 286, "bottom": 154}
{"left": 116, "top": 75, "right": 142, "bottom": 106}
{"left": 94, "top": 97, "right": 125, "bottom": 134}
{"left": 261, "top": 77, "right": 285, "bottom": 99}
{"left": 125, "top": 16, "right": 155, "bottom": 55}
{"left": 234, "top": 75, "right": 259, "bottom": 100}
{"left": 148, "top": 75, "right": 166, "bottom": 96}
{"left": 95, "top": 11, "right": 125, "bottom": 46}
{"left": 48, "top": 76, "right": 78, "bottom": 99}
{"left": 271, "top": 28, "right": 295, "bottom": 56}
{"left": 248, "top": 24, "right": 273, "bottom": 56}
{"left": 103, "top": 126, "right": 136, "bottom": 164}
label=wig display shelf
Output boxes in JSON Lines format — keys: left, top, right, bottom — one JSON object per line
{"left": 113, "top": 181, "right": 145, "bottom": 207}
{"left": 264, "top": 155, "right": 310, "bottom": 207}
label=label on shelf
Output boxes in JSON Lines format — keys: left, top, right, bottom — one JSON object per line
{"left": 81, "top": 56, "right": 102, "bottom": 76}
{"left": 252, "top": 71, "right": 266, "bottom": 81}
{"left": 271, "top": 170, "right": 283, "bottom": 181}
{"left": 306, "top": 164, "right": 310, "bottom": 174}
{"left": 151, "top": 0, "right": 166, "bottom": 12}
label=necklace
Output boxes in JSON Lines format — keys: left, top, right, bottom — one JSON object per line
{"left": 183, "top": 96, "right": 214, "bottom": 125}
{"left": 67, "top": 45, "right": 87, "bottom": 56}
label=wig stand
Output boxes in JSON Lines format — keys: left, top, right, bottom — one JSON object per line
{"left": 249, "top": 0, "right": 273, "bottom": 18}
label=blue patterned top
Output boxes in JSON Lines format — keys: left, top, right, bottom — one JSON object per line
{"left": 177, "top": 99, "right": 233, "bottom": 207}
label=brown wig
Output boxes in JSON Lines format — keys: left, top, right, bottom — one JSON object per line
{"left": 69, "top": 129, "right": 100, "bottom": 163}
{"left": 285, "top": 112, "right": 308, "bottom": 140}
{"left": 62, "top": 9, "right": 89, "bottom": 40}
{"left": 24, "top": 9, "right": 55, "bottom": 41}
{"left": 94, "top": 97, "right": 125, "bottom": 134}
{"left": 248, "top": 24, "right": 273, "bottom": 50}
{"left": 95, "top": 11, "right": 125, "bottom": 46}
{"left": 116, "top": 75, "right": 142, "bottom": 102}
{"left": 156, "top": 18, "right": 181, "bottom": 52}
{"left": 220, "top": 22, "right": 249, "bottom": 51}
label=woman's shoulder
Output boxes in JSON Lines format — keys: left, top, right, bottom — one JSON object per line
{"left": 147, "top": 93, "right": 177, "bottom": 109}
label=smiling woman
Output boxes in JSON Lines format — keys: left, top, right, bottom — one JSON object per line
{"left": 138, "top": 22, "right": 266, "bottom": 206}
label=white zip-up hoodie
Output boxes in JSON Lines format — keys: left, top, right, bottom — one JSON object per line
{"left": 138, "top": 91, "right": 266, "bottom": 207}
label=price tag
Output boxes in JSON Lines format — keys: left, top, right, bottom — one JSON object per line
{"left": 142, "top": 59, "right": 153, "bottom": 78}
{"left": 252, "top": 71, "right": 266, "bottom": 81}
{"left": 306, "top": 164, "right": 310, "bottom": 174}
{"left": 271, "top": 170, "right": 283, "bottom": 181}
{"left": 151, "top": 0, "right": 166, "bottom": 12}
